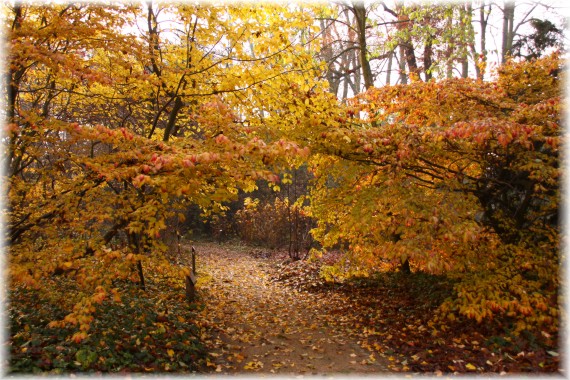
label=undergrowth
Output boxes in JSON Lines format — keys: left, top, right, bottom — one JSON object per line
{"left": 8, "top": 272, "right": 206, "bottom": 374}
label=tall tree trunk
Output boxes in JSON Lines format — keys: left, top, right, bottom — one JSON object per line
{"left": 398, "top": 45, "right": 407, "bottom": 84}
{"left": 403, "top": 41, "right": 419, "bottom": 79}
{"left": 386, "top": 50, "right": 393, "bottom": 85}
{"left": 423, "top": 39, "right": 433, "bottom": 81}
{"left": 8, "top": 5, "right": 22, "bottom": 123}
{"left": 342, "top": 75, "right": 350, "bottom": 99}
{"left": 146, "top": 1, "right": 161, "bottom": 76}
{"left": 445, "top": 12, "right": 454, "bottom": 78}
{"left": 319, "top": 18, "right": 337, "bottom": 94}
{"left": 352, "top": 49, "right": 361, "bottom": 93}
{"left": 501, "top": 0, "right": 515, "bottom": 64}
{"left": 466, "top": 2, "right": 483, "bottom": 80}
{"left": 8, "top": 5, "right": 24, "bottom": 177}
{"left": 352, "top": 2, "right": 374, "bottom": 89}
{"left": 460, "top": 3, "right": 470, "bottom": 78}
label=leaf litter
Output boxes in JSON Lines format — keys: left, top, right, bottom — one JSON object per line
{"left": 190, "top": 242, "right": 388, "bottom": 375}
{"left": 190, "top": 241, "right": 560, "bottom": 375}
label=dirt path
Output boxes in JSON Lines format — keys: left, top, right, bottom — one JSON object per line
{"left": 189, "top": 242, "right": 388, "bottom": 375}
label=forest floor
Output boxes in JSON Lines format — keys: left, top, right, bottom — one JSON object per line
{"left": 186, "top": 241, "right": 561, "bottom": 376}
{"left": 189, "top": 241, "right": 387, "bottom": 375}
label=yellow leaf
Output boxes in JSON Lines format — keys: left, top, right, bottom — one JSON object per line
{"left": 167, "top": 349, "right": 174, "bottom": 357}
{"left": 466, "top": 363, "right": 476, "bottom": 370}
{"left": 71, "top": 331, "right": 87, "bottom": 343}
{"left": 244, "top": 360, "right": 263, "bottom": 370}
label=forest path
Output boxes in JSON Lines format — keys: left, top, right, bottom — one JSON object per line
{"left": 188, "top": 241, "right": 389, "bottom": 375}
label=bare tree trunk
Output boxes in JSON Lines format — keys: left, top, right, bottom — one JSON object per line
{"left": 342, "top": 75, "right": 350, "bottom": 99}
{"left": 352, "top": 49, "right": 361, "bottom": 93}
{"left": 403, "top": 40, "right": 419, "bottom": 79}
{"left": 398, "top": 45, "right": 407, "bottom": 84}
{"left": 352, "top": 2, "right": 374, "bottom": 89}
{"left": 445, "top": 12, "right": 454, "bottom": 78}
{"left": 466, "top": 2, "right": 483, "bottom": 80}
{"left": 423, "top": 39, "right": 433, "bottom": 81}
{"left": 386, "top": 50, "right": 393, "bottom": 85}
{"left": 460, "top": 3, "right": 470, "bottom": 78}
{"left": 501, "top": 0, "right": 515, "bottom": 64}
{"left": 8, "top": 5, "right": 25, "bottom": 178}
{"left": 319, "top": 18, "right": 337, "bottom": 94}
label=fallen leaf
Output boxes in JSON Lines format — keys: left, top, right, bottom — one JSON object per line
{"left": 244, "top": 360, "right": 264, "bottom": 370}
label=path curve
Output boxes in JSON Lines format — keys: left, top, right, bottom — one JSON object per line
{"left": 189, "top": 242, "right": 388, "bottom": 375}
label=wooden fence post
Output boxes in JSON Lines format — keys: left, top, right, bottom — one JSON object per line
{"left": 185, "top": 246, "right": 197, "bottom": 303}
{"left": 192, "top": 246, "right": 196, "bottom": 275}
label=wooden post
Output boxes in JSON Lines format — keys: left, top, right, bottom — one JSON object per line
{"left": 177, "top": 230, "right": 181, "bottom": 256}
{"left": 185, "top": 246, "right": 197, "bottom": 303}
{"left": 185, "top": 271, "right": 197, "bottom": 303}
{"left": 191, "top": 246, "right": 196, "bottom": 275}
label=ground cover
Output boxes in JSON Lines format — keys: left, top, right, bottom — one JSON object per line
{"left": 8, "top": 267, "right": 206, "bottom": 374}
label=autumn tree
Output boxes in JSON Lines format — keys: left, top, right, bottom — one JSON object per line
{"left": 301, "top": 53, "right": 561, "bottom": 335}
{"left": 5, "top": 2, "right": 319, "bottom": 354}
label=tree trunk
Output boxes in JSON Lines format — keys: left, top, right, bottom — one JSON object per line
{"left": 403, "top": 41, "right": 419, "bottom": 79}
{"left": 460, "top": 4, "right": 470, "bottom": 79}
{"left": 501, "top": 0, "right": 515, "bottom": 64}
{"left": 400, "top": 258, "right": 411, "bottom": 274}
{"left": 386, "top": 50, "right": 393, "bottom": 85}
{"left": 352, "top": 2, "right": 374, "bottom": 89}
{"left": 423, "top": 39, "right": 433, "bottom": 81}
{"left": 319, "top": 19, "right": 337, "bottom": 94}
{"left": 398, "top": 46, "right": 407, "bottom": 84}
{"left": 8, "top": 5, "right": 23, "bottom": 123}
{"left": 163, "top": 96, "right": 183, "bottom": 142}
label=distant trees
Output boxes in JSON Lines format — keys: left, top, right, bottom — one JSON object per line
{"left": 316, "top": 0, "right": 564, "bottom": 96}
